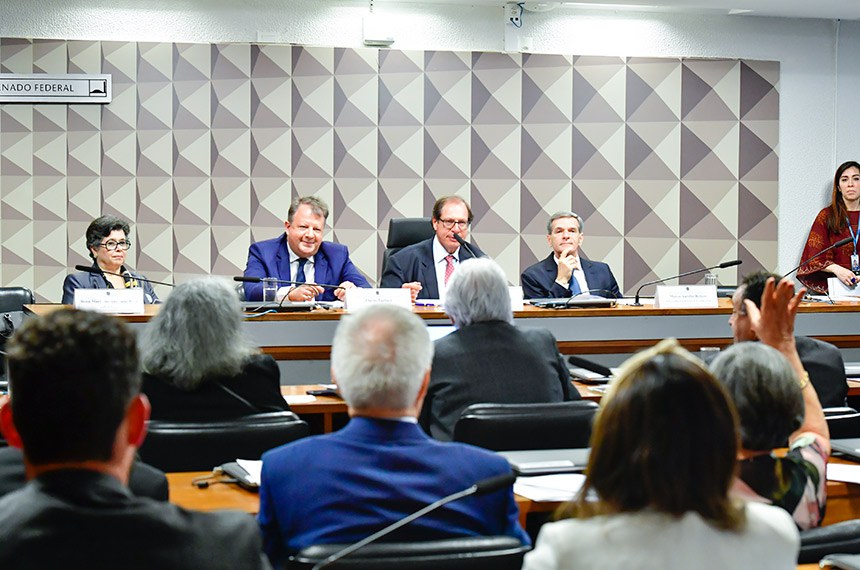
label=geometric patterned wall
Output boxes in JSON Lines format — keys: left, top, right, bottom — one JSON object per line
{"left": 0, "top": 39, "right": 778, "bottom": 301}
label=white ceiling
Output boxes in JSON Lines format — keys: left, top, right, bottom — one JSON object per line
{"left": 371, "top": 0, "right": 860, "bottom": 21}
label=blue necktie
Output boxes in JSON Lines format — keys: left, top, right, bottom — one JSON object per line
{"left": 569, "top": 273, "right": 582, "bottom": 296}
{"left": 295, "top": 258, "right": 307, "bottom": 284}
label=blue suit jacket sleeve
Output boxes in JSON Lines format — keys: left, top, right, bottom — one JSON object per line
{"left": 243, "top": 240, "right": 269, "bottom": 301}
{"left": 521, "top": 255, "right": 570, "bottom": 299}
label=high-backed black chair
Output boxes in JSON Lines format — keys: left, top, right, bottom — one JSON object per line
{"left": 453, "top": 401, "right": 599, "bottom": 452}
{"left": 288, "top": 536, "right": 529, "bottom": 569}
{"left": 138, "top": 411, "right": 310, "bottom": 472}
{"left": 799, "top": 519, "right": 860, "bottom": 563}
{"left": 380, "top": 217, "right": 434, "bottom": 280}
{"left": 825, "top": 407, "right": 860, "bottom": 439}
{"left": 0, "top": 286, "right": 34, "bottom": 393}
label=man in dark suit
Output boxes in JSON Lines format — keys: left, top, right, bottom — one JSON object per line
{"left": 521, "top": 211, "right": 620, "bottom": 299}
{"left": 728, "top": 271, "right": 848, "bottom": 407}
{"left": 243, "top": 196, "right": 369, "bottom": 302}
{"left": 380, "top": 196, "right": 484, "bottom": 300}
{"left": 420, "top": 258, "right": 578, "bottom": 441}
{"left": 258, "top": 304, "right": 529, "bottom": 565}
{"left": 0, "top": 309, "right": 269, "bottom": 570}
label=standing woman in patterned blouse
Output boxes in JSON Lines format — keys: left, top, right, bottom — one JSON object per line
{"left": 798, "top": 160, "right": 860, "bottom": 293}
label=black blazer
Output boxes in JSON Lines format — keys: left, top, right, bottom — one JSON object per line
{"left": 142, "top": 353, "right": 289, "bottom": 422}
{"left": 419, "top": 321, "right": 577, "bottom": 441}
{"left": 380, "top": 237, "right": 485, "bottom": 299}
{"left": 521, "top": 253, "right": 620, "bottom": 299}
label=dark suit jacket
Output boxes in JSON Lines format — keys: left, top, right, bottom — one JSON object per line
{"left": 521, "top": 253, "right": 620, "bottom": 299}
{"left": 419, "top": 321, "right": 577, "bottom": 441}
{"left": 259, "top": 417, "right": 529, "bottom": 565}
{"left": 61, "top": 263, "right": 159, "bottom": 304}
{"left": 243, "top": 234, "right": 369, "bottom": 301}
{"left": 0, "top": 447, "right": 168, "bottom": 501}
{"left": 142, "top": 353, "right": 290, "bottom": 422}
{"left": 0, "top": 469, "right": 269, "bottom": 569}
{"left": 380, "top": 237, "right": 485, "bottom": 299}
{"left": 795, "top": 335, "right": 848, "bottom": 408}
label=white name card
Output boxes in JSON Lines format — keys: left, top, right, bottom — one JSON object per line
{"left": 828, "top": 277, "right": 860, "bottom": 301}
{"left": 508, "top": 286, "right": 524, "bottom": 312}
{"left": 73, "top": 288, "right": 145, "bottom": 314}
{"left": 344, "top": 288, "right": 412, "bottom": 311}
{"left": 654, "top": 285, "right": 717, "bottom": 308}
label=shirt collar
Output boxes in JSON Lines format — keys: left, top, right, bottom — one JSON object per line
{"left": 288, "top": 246, "right": 314, "bottom": 265}
{"left": 433, "top": 236, "right": 458, "bottom": 264}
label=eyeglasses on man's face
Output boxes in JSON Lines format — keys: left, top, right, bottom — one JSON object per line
{"left": 437, "top": 219, "right": 469, "bottom": 230}
{"left": 98, "top": 239, "right": 131, "bottom": 251}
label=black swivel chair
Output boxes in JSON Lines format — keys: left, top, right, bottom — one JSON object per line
{"left": 453, "top": 401, "right": 599, "bottom": 452}
{"left": 288, "top": 536, "right": 529, "bottom": 569}
{"left": 799, "top": 519, "right": 860, "bottom": 563}
{"left": 0, "top": 286, "right": 34, "bottom": 394}
{"left": 138, "top": 411, "right": 310, "bottom": 472}
{"left": 380, "top": 217, "right": 434, "bottom": 280}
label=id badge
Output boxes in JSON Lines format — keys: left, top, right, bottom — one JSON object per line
{"left": 852, "top": 253, "right": 860, "bottom": 273}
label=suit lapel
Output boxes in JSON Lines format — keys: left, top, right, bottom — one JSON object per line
{"left": 421, "top": 240, "right": 439, "bottom": 298}
{"left": 276, "top": 236, "right": 292, "bottom": 281}
{"left": 314, "top": 247, "right": 330, "bottom": 286}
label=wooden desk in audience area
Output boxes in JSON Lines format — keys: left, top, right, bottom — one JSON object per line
{"left": 24, "top": 299, "right": 860, "bottom": 359}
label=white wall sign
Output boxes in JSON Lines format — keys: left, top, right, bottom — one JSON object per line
{"left": 0, "top": 74, "right": 111, "bottom": 103}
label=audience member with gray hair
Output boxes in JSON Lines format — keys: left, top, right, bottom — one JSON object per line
{"left": 258, "top": 304, "right": 529, "bottom": 565}
{"left": 419, "top": 258, "right": 576, "bottom": 441}
{"left": 710, "top": 277, "right": 830, "bottom": 530}
{"left": 140, "top": 277, "right": 289, "bottom": 421}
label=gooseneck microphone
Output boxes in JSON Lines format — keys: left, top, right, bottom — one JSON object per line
{"left": 232, "top": 276, "right": 344, "bottom": 290}
{"left": 452, "top": 233, "right": 484, "bottom": 260}
{"left": 781, "top": 236, "right": 853, "bottom": 279}
{"left": 74, "top": 264, "right": 175, "bottom": 288}
{"left": 311, "top": 471, "right": 517, "bottom": 570}
{"left": 632, "top": 259, "right": 742, "bottom": 306}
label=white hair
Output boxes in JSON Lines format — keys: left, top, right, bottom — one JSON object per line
{"left": 444, "top": 258, "right": 513, "bottom": 327}
{"left": 331, "top": 304, "right": 433, "bottom": 411}
{"left": 140, "top": 277, "right": 256, "bottom": 390}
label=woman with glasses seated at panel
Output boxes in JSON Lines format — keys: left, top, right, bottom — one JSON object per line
{"left": 61, "top": 215, "right": 159, "bottom": 304}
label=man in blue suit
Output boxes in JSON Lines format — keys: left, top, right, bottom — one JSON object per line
{"left": 258, "top": 304, "right": 529, "bottom": 565}
{"left": 243, "top": 196, "right": 369, "bottom": 302}
{"left": 521, "top": 211, "right": 620, "bottom": 299}
{"left": 380, "top": 196, "right": 484, "bottom": 301}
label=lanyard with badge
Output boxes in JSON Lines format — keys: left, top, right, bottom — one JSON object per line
{"left": 847, "top": 215, "right": 860, "bottom": 274}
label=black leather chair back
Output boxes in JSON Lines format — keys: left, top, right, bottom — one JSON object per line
{"left": 799, "top": 519, "right": 860, "bottom": 563}
{"left": 453, "top": 401, "right": 599, "bottom": 451}
{"left": 825, "top": 407, "right": 860, "bottom": 439}
{"left": 139, "top": 411, "right": 310, "bottom": 472}
{"left": 0, "top": 287, "right": 34, "bottom": 313}
{"left": 0, "top": 286, "right": 34, "bottom": 393}
{"left": 288, "top": 536, "right": 529, "bottom": 569}
{"left": 380, "top": 217, "right": 434, "bottom": 279}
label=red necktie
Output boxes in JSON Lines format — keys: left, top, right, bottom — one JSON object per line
{"left": 444, "top": 255, "right": 455, "bottom": 285}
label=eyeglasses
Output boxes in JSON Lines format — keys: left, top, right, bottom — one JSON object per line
{"left": 98, "top": 239, "right": 131, "bottom": 251}
{"left": 438, "top": 219, "right": 469, "bottom": 230}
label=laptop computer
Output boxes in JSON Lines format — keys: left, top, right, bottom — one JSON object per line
{"left": 529, "top": 296, "right": 616, "bottom": 309}
{"left": 498, "top": 448, "right": 590, "bottom": 476}
{"left": 831, "top": 438, "right": 860, "bottom": 462}
{"left": 240, "top": 300, "right": 314, "bottom": 313}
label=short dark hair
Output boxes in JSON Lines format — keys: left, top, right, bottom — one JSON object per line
{"left": 432, "top": 196, "right": 473, "bottom": 224}
{"left": 6, "top": 309, "right": 141, "bottom": 465}
{"left": 86, "top": 215, "right": 130, "bottom": 260}
{"left": 739, "top": 271, "right": 782, "bottom": 309}
{"left": 710, "top": 342, "right": 803, "bottom": 451}
{"left": 288, "top": 196, "right": 329, "bottom": 222}
{"left": 559, "top": 339, "right": 743, "bottom": 530}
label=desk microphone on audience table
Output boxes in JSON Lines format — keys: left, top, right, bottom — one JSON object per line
{"left": 781, "top": 236, "right": 853, "bottom": 279}
{"left": 310, "top": 471, "right": 517, "bottom": 570}
{"left": 74, "top": 264, "right": 175, "bottom": 288}
{"left": 632, "top": 259, "right": 742, "bottom": 306}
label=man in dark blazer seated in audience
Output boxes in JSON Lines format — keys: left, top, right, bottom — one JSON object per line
{"left": 420, "top": 258, "right": 577, "bottom": 441}
{"left": 521, "top": 211, "right": 620, "bottom": 299}
{"left": 723, "top": 271, "right": 848, "bottom": 408}
{"left": 0, "top": 309, "right": 269, "bottom": 570}
{"left": 243, "top": 195, "right": 369, "bottom": 302}
{"left": 380, "top": 196, "right": 484, "bottom": 301}
{"left": 258, "top": 304, "right": 529, "bottom": 565}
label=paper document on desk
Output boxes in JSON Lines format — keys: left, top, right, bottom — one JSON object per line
{"left": 827, "top": 463, "right": 860, "bottom": 485}
{"left": 514, "top": 474, "right": 586, "bottom": 502}
{"left": 236, "top": 459, "right": 263, "bottom": 486}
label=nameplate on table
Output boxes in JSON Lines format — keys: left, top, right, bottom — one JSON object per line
{"left": 508, "top": 286, "right": 524, "bottom": 311}
{"left": 828, "top": 277, "right": 860, "bottom": 301}
{"left": 653, "top": 285, "right": 717, "bottom": 308}
{"left": 344, "top": 288, "right": 411, "bottom": 311}
{"left": 74, "top": 288, "right": 145, "bottom": 314}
